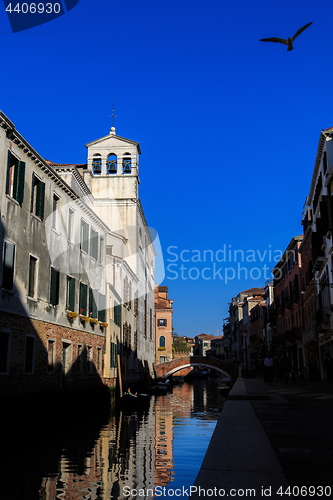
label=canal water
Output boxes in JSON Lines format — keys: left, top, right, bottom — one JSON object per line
{"left": 1, "top": 380, "right": 225, "bottom": 500}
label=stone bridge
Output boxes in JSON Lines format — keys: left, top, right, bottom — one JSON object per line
{"left": 155, "top": 355, "right": 236, "bottom": 380}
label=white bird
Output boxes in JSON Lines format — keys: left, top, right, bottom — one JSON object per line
{"left": 260, "top": 22, "right": 312, "bottom": 51}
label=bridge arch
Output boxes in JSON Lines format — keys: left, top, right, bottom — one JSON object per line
{"left": 155, "top": 355, "right": 235, "bottom": 380}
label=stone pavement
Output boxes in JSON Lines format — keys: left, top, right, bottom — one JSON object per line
{"left": 190, "top": 375, "right": 333, "bottom": 499}
{"left": 244, "top": 376, "right": 333, "bottom": 492}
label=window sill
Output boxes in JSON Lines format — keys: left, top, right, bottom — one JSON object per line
{"left": 6, "top": 194, "right": 20, "bottom": 206}
{"left": 27, "top": 296, "right": 38, "bottom": 302}
{"left": 31, "top": 213, "right": 43, "bottom": 223}
{"left": 51, "top": 228, "right": 61, "bottom": 236}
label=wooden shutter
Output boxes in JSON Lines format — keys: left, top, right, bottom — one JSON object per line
{"left": 67, "top": 277, "right": 75, "bottom": 311}
{"left": 16, "top": 161, "right": 25, "bottom": 203}
{"left": 31, "top": 173, "right": 36, "bottom": 212}
{"left": 6, "top": 150, "right": 11, "bottom": 195}
{"left": 13, "top": 158, "right": 19, "bottom": 200}
{"left": 36, "top": 180, "right": 45, "bottom": 219}
{"left": 80, "top": 283, "right": 87, "bottom": 315}
{"left": 50, "top": 267, "right": 59, "bottom": 305}
{"left": 28, "top": 257, "right": 36, "bottom": 297}
{"left": 111, "top": 342, "right": 114, "bottom": 368}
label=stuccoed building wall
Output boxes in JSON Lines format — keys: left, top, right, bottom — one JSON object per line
{"left": 0, "top": 111, "right": 108, "bottom": 394}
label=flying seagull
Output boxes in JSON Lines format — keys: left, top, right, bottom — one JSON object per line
{"left": 260, "top": 22, "right": 312, "bottom": 51}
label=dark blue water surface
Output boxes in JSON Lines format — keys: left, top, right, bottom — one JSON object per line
{"left": 1, "top": 380, "right": 225, "bottom": 499}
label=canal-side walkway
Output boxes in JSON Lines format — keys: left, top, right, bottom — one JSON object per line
{"left": 191, "top": 375, "right": 333, "bottom": 499}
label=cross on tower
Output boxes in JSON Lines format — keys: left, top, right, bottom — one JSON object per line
{"left": 109, "top": 99, "right": 117, "bottom": 128}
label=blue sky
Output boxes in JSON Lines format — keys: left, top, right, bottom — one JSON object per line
{"left": 1, "top": 0, "right": 332, "bottom": 336}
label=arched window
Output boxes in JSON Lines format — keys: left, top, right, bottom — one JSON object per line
{"left": 159, "top": 336, "right": 165, "bottom": 348}
{"left": 123, "top": 153, "right": 131, "bottom": 174}
{"left": 107, "top": 153, "right": 117, "bottom": 174}
{"left": 92, "top": 154, "right": 102, "bottom": 174}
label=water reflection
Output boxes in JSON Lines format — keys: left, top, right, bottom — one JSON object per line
{"left": 0, "top": 381, "right": 224, "bottom": 500}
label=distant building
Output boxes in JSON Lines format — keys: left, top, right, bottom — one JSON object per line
{"left": 194, "top": 333, "right": 216, "bottom": 356}
{"left": 226, "top": 288, "right": 265, "bottom": 361}
{"left": 210, "top": 336, "right": 225, "bottom": 359}
{"left": 155, "top": 286, "right": 173, "bottom": 364}
{"left": 272, "top": 236, "right": 303, "bottom": 371}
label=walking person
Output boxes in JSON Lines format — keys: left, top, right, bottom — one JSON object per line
{"left": 264, "top": 352, "right": 274, "bottom": 385}
{"left": 280, "top": 354, "right": 290, "bottom": 384}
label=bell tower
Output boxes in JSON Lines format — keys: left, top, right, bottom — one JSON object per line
{"left": 85, "top": 126, "right": 141, "bottom": 200}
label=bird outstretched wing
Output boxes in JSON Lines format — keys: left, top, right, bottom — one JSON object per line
{"left": 291, "top": 22, "right": 313, "bottom": 41}
{"left": 260, "top": 37, "right": 288, "bottom": 45}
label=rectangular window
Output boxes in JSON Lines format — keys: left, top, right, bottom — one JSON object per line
{"left": 158, "top": 318, "right": 167, "bottom": 327}
{"left": 47, "top": 339, "right": 55, "bottom": 373}
{"left": 99, "top": 236, "right": 104, "bottom": 263}
{"left": 0, "top": 330, "right": 11, "bottom": 374}
{"left": 159, "top": 356, "right": 166, "bottom": 363}
{"left": 31, "top": 173, "right": 45, "bottom": 219}
{"left": 81, "top": 219, "right": 89, "bottom": 253}
{"left": 110, "top": 342, "right": 118, "bottom": 368}
{"left": 90, "top": 228, "right": 98, "bottom": 260}
{"left": 50, "top": 267, "right": 60, "bottom": 306}
{"left": 2, "top": 241, "right": 15, "bottom": 290}
{"left": 6, "top": 151, "right": 25, "bottom": 203}
{"left": 80, "top": 282, "right": 88, "bottom": 315}
{"left": 28, "top": 255, "right": 37, "bottom": 298}
{"left": 68, "top": 207, "right": 74, "bottom": 241}
{"left": 66, "top": 276, "right": 75, "bottom": 311}
{"left": 52, "top": 193, "right": 60, "bottom": 230}
{"left": 25, "top": 335, "right": 35, "bottom": 374}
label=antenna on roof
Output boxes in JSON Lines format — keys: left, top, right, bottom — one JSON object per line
{"left": 109, "top": 98, "right": 117, "bottom": 134}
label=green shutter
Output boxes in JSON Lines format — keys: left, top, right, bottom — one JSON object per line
{"left": 16, "top": 161, "right": 25, "bottom": 203}
{"left": 13, "top": 158, "right": 19, "bottom": 200}
{"left": 37, "top": 181, "right": 45, "bottom": 219}
{"left": 6, "top": 150, "right": 11, "bottom": 195}
{"left": 80, "top": 283, "right": 87, "bottom": 315}
{"left": 31, "top": 173, "right": 35, "bottom": 212}
{"left": 89, "top": 288, "right": 93, "bottom": 316}
{"left": 29, "top": 257, "right": 35, "bottom": 297}
{"left": 111, "top": 342, "right": 114, "bottom": 368}
{"left": 67, "top": 276, "right": 75, "bottom": 311}
{"left": 50, "top": 267, "right": 59, "bottom": 306}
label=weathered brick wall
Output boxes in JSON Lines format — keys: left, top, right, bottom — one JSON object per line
{"left": 0, "top": 311, "right": 107, "bottom": 394}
